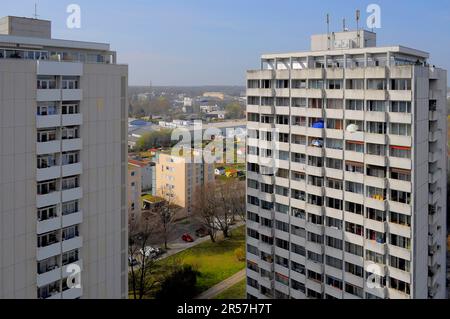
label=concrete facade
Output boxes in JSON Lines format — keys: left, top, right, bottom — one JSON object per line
{"left": 0, "top": 17, "right": 128, "bottom": 299}
{"left": 246, "top": 30, "right": 447, "bottom": 299}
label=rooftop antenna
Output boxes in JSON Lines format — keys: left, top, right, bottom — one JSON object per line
{"left": 33, "top": 2, "right": 39, "bottom": 19}
{"left": 326, "top": 14, "right": 330, "bottom": 50}
{"left": 343, "top": 18, "right": 347, "bottom": 32}
{"left": 356, "top": 9, "right": 361, "bottom": 47}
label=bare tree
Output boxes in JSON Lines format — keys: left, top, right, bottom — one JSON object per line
{"left": 155, "top": 185, "right": 179, "bottom": 250}
{"left": 227, "top": 179, "right": 246, "bottom": 222}
{"left": 128, "top": 216, "right": 160, "bottom": 299}
{"left": 214, "top": 180, "right": 236, "bottom": 239}
{"left": 192, "top": 183, "right": 219, "bottom": 242}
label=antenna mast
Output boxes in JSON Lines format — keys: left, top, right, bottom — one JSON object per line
{"left": 326, "top": 14, "right": 330, "bottom": 50}
{"left": 356, "top": 9, "right": 361, "bottom": 47}
{"left": 33, "top": 2, "right": 39, "bottom": 19}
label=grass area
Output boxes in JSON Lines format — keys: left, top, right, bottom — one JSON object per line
{"left": 162, "top": 226, "right": 246, "bottom": 293}
{"left": 214, "top": 279, "right": 246, "bottom": 300}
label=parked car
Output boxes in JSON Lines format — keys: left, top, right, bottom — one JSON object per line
{"left": 128, "top": 257, "right": 139, "bottom": 267}
{"left": 182, "top": 233, "right": 194, "bottom": 242}
{"left": 195, "top": 227, "right": 209, "bottom": 238}
{"left": 139, "top": 246, "right": 162, "bottom": 258}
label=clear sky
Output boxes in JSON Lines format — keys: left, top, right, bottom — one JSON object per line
{"left": 2, "top": 0, "right": 450, "bottom": 86}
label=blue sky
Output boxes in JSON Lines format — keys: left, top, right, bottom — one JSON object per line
{"left": 2, "top": 0, "right": 450, "bottom": 85}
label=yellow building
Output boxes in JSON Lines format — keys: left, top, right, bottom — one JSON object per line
{"left": 155, "top": 151, "right": 215, "bottom": 215}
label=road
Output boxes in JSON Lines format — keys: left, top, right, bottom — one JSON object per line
{"left": 195, "top": 269, "right": 246, "bottom": 299}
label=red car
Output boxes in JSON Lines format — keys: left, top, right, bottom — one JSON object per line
{"left": 182, "top": 233, "right": 194, "bottom": 242}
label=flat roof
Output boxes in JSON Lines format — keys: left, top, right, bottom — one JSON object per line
{"left": 260, "top": 45, "right": 429, "bottom": 60}
{"left": 0, "top": 34, "right": 110, "bottom": 51}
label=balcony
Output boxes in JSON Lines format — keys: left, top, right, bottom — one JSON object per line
{"left": 389, "top": 112, "right": 412, "bottom": 124}
{"left": 37, "top": 242, "right": 61, "bottom": 261}
{"left": 37, "top": 216, "right": 62, "bottom": 235}
{"left": 388, "top": 157, "right": 411, "bottom": 170}
{"left": 37, "top": 140, "right": 61, "bottom": 155}
{"left": 37, "top": 266, "right": 61, "bottom": 288}
{"left": 62, "top": 113, "right": 83, "bottom": 126}
{"left": 62, "top": 89, "right": 83, "bottom": 101}
{"left": 247, "top": 69, "right": 273, "bottom": 80}
{"left": 345, "top": 68, "right": 364, "bottom": 78}
{"left": 345, "top": 109, "right": 364, "bottom": 120}
{"left": 387, "top": 288, "right": 410, "bottom": 300}
{"left": 62, "top": 138, "right": 83, "bottom": 152}
{"left": 36, "top": 115, "right": 61, "bottom": 129}
{"left": 62, "top": 287, "right": 83, "bottom": 299}
{"left": 325, "top": 89, "right": 344, "bottom": 99}
{"left": 62, "top": 162, "right": 83, "bottom": 178}
{"left": 62, "top": 211, "right": 83, "bottom": 228}
{"left": 37, "top": 166, "right": 61, "bottom": 182}
{"left": 37, "top": 191, "right": 61, "bottom": 209}
{"left": 389, "top": 90, "right": 412, "bottom": 101}
{"left": 37, "top": 60, "right": 83, "bottom": 76}
{"left": 62, "top": 236, "right": 83, "bottom": 253}
{"left": 291, "top": 68, "right": 324, "bottom": 79}
{"left": 365, "top": 66, "right": 386, "bottom": 78}
{"left": 37, "top": 89, "right": 61, "bottom": 102}
{"left": 62, "top": 187, "right": 83, "bottom": 202}
{"left": 365, "top": 90, "right": 387, "bottom": 101}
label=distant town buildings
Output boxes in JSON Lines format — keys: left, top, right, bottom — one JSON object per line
{"left": 203, "top": 92, "right": 225, "bottom": 100}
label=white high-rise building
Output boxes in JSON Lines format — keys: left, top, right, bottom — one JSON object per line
{"left": 245, "top": 30, "right": 447, "bottom": 299}
{"left": 0, "top": 16, "right": 128, "bottom": 299}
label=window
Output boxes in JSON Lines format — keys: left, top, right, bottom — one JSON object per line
{"left": 276, "top": 220, "right": 289, "bottom": 233}
{"left": 390, "top": 190, "right": 411, "bottom": 204}
{"left": 326, "top": 99, "right": 343, "bottom": 109}
{"left": 292, "top": 98, "right": 307, "bottom": 107}
{"left": 367, "top": 165, "right": 386, "bottom": 178}
{"left": 390, "top": 146, "right": 411, "bottom": 159}
{"left": 261, "top": 97, "right": 274, "bottom": 106}
{"left": 345, "top": 181, "right": 364, "bottom": 194}
{"left": 390, "top": 101, "right": 411, "bottom": 113}
{"left": 345, "top": 201, "right": 363, "bottom": 215}
{"left": 247, "top": 80, "right": 260, "bottom": 89}
{"left": 292, "top": 152, "right": 306, "bottom": 164}
{"left": 62, "top": 152, "right": 79, "bottom": 165}
{"left": 61, "top": 126, "right": 79, "bottom": 140}
{"left": 247, "top": 96, "right": 259, "bottom": 105}
{"left": 37, "top": 130, "right": 57, "bottom": 143}
{"left": 276, "top": 97, "right": 289, "bottom": 107}
{"left": 367, "top": 79, "right": 386, "bottom": 90}
{"left": 326, "top": 197, "right": 343, "bottom": 210}
{"left": 62, "top": 104, "right": 79, "bottom": 114}
{"left": 309, "top": 80, "right": 324, "bottom": 89}
{"left": 390, "top": 278, "right": 410, "bottom": 295}
{"left": 346, "top": 99, "right": 364, "bottom": 110}
{"left": 37, "top": 154, "right": 57, "bottom": 169}
{"left": 389, "top": 211, "right": 411, "bottom": 227}
{"left": 390, "top": 79, "right": 411, "bottom": 90}
{"left": 291, "top": 225, "right": 305, "bottom": 238}
{"left": 326, "top": 119, "right": 343, "bottom": 130}
{"left": 61, "top": 76, "right": 79, "bottom": 90}
{"left": 276, "top": 79, "right": 289, "bottom": 89}
{"left": 291, "top": 243, "right": 305, "bottom": 256}
{"left": 389, "top": 256, "right": 410, "bottom": 272}
{"left": 390, "top": 123, "right": 411, "bottom": 136}
{"left": 309, "top": 98, "right": 323, "bottom": 109}
{"left": 326, "top": 217, "right": 342, "bottom": 230}
{"left": 292, "top": 116, "right": 307, "bottom": 126}
{"left": 326, "top": 255, "right": 343, "bottom": 269}
{"left": 326, "top": 158, "right": 342, "bottom": 170}
{"left": 390, "top": 168, "right": 411, "bottom": 181}
{"left": 366, "top": 229, "right": 386, "bottom": 243}
{"left": 62, "top": 249, "right": 79, "bottom": 266}
{"left": 345, "top": 222, "right": 363, "bottom": 236}
{"left": 62, "top": 201, "right": 79, "bottom": 216}
{"left": 367, "top": 143, "right": 386, "bottom": 156}
{"left": 326, "top": 276, "right": 343, "bottom": 290}
{"left": 308, "top": 251, "right": 323, "bottom": 263}
{"left": 345, "top": 283, "right": 364, "bottom": 298}
{"left": 326, "top": 178, "right": 342, "bottom": 190}
{"left": 366, "top": 208, "right": 386, "bottom": 222}
{"left": 345, "top": 242, "right": 363, "bottom": 257}
{"left": 367, "top": 121, "right": 386, "bottom": 134}
{"left": 291, "top": 261, "right": 305, "bottom": 275}
{"left": 345, "top": 262, "right": 364, "bottom": 277}
{"left": 346, "top": 79, "right": 364, "bottom": 90}
{"left": 291, "top": 171, "right": 306, "bottom": 181}
{"left": 366, "top": 250, "right": 384, "bottom": 264}
{"left": 390, "top": 234, "right": 411, "bottom": 249}
{"left": 326, "top": 236, "right": 343, "bottom": 250}
{"left": 37, "top": 180, "right": 57, "bottom": 195}
{"left": 61, "top": 176, "right": 79, "bottom": 190}
{"left": 345, "top": 162, "right": 364, "bottom": 174}
{"left": 346, "top": 141, "right": 364, "bottom": 153}
{"left": 62, "top": 225, "right": 79, "bottom": 240}
{"left": 38, "top": 231, "right": 58, "bottom": 248}
{"left": 292, "top": 80, "right": 306, "bottom": 89}
{"left": 38, "top": 206, "right": 57, "bottom": 222}
{"left": 37, "top": 76, "right": 57, "bottom": 89}
{"left": 326, "top": 138, "right": 343, "bottom": 150}
{"left": 367, "top": 100, "right": 386, "bottom": 112}
{"left": 327, "top": 79, "right": 343, "bottom": 90}
{"left": 292, "top": 134, "right": 306, "bottom": 145}
{"left": 37, "top": 104, "right": 57, "bottom": 115}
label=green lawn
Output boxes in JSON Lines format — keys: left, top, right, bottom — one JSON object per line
{"left": 159, "top": 226, "right": 246, "bottom": 294}
{"left": 214, "top": 279, "right": 246, "bottom": 300}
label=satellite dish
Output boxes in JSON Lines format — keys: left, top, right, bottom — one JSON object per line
{"left": 346, "top": 124, "right": 359, "bottom": 133}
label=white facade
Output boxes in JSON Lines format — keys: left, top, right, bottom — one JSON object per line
{"left": 245, "top": 30, "right": 447, "bottom": 299}
{"left": 0, "top": 17, "right": 128, "bottom": 299}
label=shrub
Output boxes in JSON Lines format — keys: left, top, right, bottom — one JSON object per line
{"left": 155, "top": 265, "right": 199, "bottom": 299}
{"left": 234, "top": 248, "right": 245, "bottom": 262}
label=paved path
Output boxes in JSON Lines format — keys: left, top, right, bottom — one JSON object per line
{"left": 195, "top": 269, "right": 246, "bottom": 299}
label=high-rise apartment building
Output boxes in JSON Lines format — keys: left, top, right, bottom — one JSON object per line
{"left": 0, "top": 16, "right": 128, "bottom": 299}
{"left": 246, "top": 30, "right": 447, "bottom": 299}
